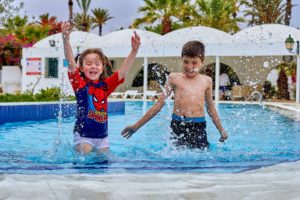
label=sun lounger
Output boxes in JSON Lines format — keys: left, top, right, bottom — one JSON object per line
{"left": 145, "top": 90, "right": 161, "bottom": 99}
{"left": 110, "top": 92, "right": 125, "bottom": 98}
{"left": 123, "top": 90, "right": 143, "bottom": 99}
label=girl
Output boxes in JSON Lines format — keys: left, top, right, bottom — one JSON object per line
{"left": 62, "top": 22, "right": 140, "bottom": 154}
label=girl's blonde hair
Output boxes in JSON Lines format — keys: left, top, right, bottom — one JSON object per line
{"left": 78, "top": 48, "right": 113, "bottom": 80}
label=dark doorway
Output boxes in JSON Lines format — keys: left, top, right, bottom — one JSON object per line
{"left": 132, "top": 63, "right": 170, "bottom": 88}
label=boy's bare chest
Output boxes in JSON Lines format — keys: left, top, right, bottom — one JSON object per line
{"left": 174, "top": 78, "right": 206, "bottom": 94}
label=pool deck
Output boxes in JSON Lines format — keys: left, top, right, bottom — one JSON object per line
{"left": 1, "top": 101, "right": 300, "bottom": 200}
{"left": 0, "top": 160, "right": 300, "bottom": 200}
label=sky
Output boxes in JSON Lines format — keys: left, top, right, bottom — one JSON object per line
{"left": 14, "top": 0, "right": 300, "bottom": 35}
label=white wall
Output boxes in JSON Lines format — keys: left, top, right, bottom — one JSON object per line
{"left": 1, "top": 66, "right": 22, "bottom": 94}
{"left": 21, "top": 47, "right": 74, "bottom": 95}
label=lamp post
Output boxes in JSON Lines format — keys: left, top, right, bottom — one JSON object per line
{"left": 285, "top": 34, "right": 300, "bottom": 103}
{"left": 49, "top": 40, "right": 56, "bottom": 47}
{"left": 285, "top": 34, "right": 299, "bottom": 54}
{"left": 68, "top": 0, "right": 73, "bottom": 22}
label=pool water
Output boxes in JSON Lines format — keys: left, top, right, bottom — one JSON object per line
{"left": 0, "top": 101, "right": 300, "bottom": 174}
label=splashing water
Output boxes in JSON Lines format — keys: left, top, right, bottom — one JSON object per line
{"left": 0, "top": 102, "right": 300, "bottom": 174}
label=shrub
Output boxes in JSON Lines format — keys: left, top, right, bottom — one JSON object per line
{"left": 0, "top": 87, "right": 75, "bottom": 102}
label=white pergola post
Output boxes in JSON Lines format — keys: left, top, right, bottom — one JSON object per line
{"left": 143, "top": 57, "right": 148, "bottom": 99}
{"left": 296, "top": 55, "right": 300, "bottom": 103}
{"left": 214, "top": 56, "right": 221, "bottom": 104}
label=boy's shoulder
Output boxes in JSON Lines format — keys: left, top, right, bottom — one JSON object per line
{"left": 169, "top": 72, "right": 182, "bottom": 76}
{"left": 169, "top": 72, "right": 184, "bottom": 79}
{"left": 197, "top": 74, "right": 212, "bottom": 81}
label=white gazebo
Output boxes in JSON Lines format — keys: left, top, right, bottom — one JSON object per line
{"left": 21, "top": 24, "right": 300, "bottom": 103}
{"left": 229, "top": 24, "right": 300, "bottom": 103}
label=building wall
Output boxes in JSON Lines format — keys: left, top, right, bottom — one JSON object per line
{"left": 22, "top": 47, "right": 74, "bottom": 95}
{"left": 1, "top": 66, "right": 22, "bottom": 94}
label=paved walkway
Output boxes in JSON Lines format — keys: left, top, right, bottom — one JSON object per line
{"left": 0, "top": 160, "right": 300, "bottom": 200}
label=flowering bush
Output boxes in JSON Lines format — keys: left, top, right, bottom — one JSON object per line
{"left": 0, "top": 34, "right": 24, "bottom": 67}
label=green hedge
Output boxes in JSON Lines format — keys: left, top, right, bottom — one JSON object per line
{"left": 0, "top": 87, "right": 75, "bottom": 102}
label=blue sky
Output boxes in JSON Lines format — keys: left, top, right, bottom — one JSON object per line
{"left": 15, "top": 0, "right": 300, "bottom": 34}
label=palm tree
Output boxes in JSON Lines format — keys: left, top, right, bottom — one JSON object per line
{"left": 242, "top": 0, "right": 286, "bottom": 26}
{"left": 133, "top": 0, "right": 191, "bottom": 35}
{"left": 73, "top": 13, "right": 92, "bottom": 31}
{"left": 76, "top": 0, "right": 91, "bottom": 31}
{"left": 0, "top": 15, "right": 28, "bottom": 35}
{"left": 36, "top": 13, "right": 62, "bottom": 35}
{"left": 91, "top": 8, "right": 113, "bottom": 36}
{"left": 11, "top": 22, "right": 49, "bottom": 46}
{"left": 0, "top": 0, "right": 24, "bottom": 25}
{"left": 284, "top": 0, "right": 292, "bottom": 25}
{"left": 193, "top": 0, "right": 243, "bottom": 33}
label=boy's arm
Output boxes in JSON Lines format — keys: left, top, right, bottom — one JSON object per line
{"left": 121, "top": 75, "right": 174, "bottom": 139}
{"left": 121, "top": 94, "right": 166, "bottom": 139}
{"left": 62, "top": 22, "right": 77, "bottom": 74}
{"left": 118, "top": 31, "right": 140, "bottom": 80}
{"left": 205, "top": 78, "right": 228, "bottom": 142}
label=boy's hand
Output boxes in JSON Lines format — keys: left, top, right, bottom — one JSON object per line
{"left": 131, "top": 31, "right": 141, "bottom": 52}
{"left": 219, "top": 131, "right": 228, "bottom": 142}
{"left": 121, "top": 125, "right": 137, "bottom": 139}
{"left": 61, "top": 21, "right": 73, "bottom": 40}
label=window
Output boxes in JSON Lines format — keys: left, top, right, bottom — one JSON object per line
{"left": 110, "top": 60, "right": 115, "bottom": 69}
{"left": 45, "top": 57, "right": 59, "bottom": 78}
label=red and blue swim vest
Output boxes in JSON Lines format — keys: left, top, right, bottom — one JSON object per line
{"left": 68, "top": 69, "right": 124, "bottom": 138}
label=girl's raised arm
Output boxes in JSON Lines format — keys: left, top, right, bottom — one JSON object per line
{"left": 117, "top": 31, "right": 141, "bottom": 80}
{"left": 62, "top": 22, "right": 77, "bottom": 74}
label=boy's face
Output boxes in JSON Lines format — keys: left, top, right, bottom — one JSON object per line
{"left": 81, "top": 53, "right": 104, "bottom": 81}
{"left": 182, "top": 56, "right": 203, "bottom": 78}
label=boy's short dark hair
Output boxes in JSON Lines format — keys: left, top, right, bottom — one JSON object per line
{"left": 181, "top": 41, "right": 205, "bottom": 61}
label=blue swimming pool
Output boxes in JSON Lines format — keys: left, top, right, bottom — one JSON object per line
{"left": 0, "top": 101, "right": 300, "bottom": 174}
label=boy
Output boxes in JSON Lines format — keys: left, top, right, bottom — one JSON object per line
{"left": 121, "top": 41, "right": 228, "bottom": 149}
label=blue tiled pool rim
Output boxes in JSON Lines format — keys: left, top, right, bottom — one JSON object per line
{"left": 0, "top": 101, "right": 125, "bottom": 125}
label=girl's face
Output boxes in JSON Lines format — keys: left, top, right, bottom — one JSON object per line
{"left": 81, "top": 53, "right": 104, "bottom": 81}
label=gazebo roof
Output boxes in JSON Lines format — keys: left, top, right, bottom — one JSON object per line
{"left": 149, "top": 26, "right": 232, "bottom": 57}
{"left": 232, "top": 24, "right": 300, "bottom": 44}
{"left": 156, "top": 26, "right": 232, "bottom": 45}
{"left": 100, "top": 29, "right": 161, "bottom": 46}
{"left": 31, "top": 24, "right": 300, "bottom": 57}
{"left": 33, "top": 31, "right": 100, "bottom": 48}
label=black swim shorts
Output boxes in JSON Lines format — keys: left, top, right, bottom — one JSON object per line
{"left": 170, "top": 114, "right": 209, "bottom": 149}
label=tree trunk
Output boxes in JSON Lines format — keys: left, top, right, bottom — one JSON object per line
{"left": 99, "top": 25, "right": 102, "bottom": 36}
{"left": 277, "top": 69, "right": 290, "bottom": 100}
{"left": 284, "top": 0, "right": 292, "bottom": 25}
{"left": 162, "top": 17, "right": 172, "bottom": 35}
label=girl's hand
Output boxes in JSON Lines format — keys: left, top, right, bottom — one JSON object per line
{"left": 131, "top": 31, "right": 141, "bottom": 52}
{"left": 121, "top": 125, "right": 137, "bottom": 139}
{"left": 62, "top": 22, "right": 73, "bottom": 40}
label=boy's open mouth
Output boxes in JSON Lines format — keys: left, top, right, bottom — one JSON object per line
{"left": 186, "top": 68, "right": 198, "bottom": 73}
